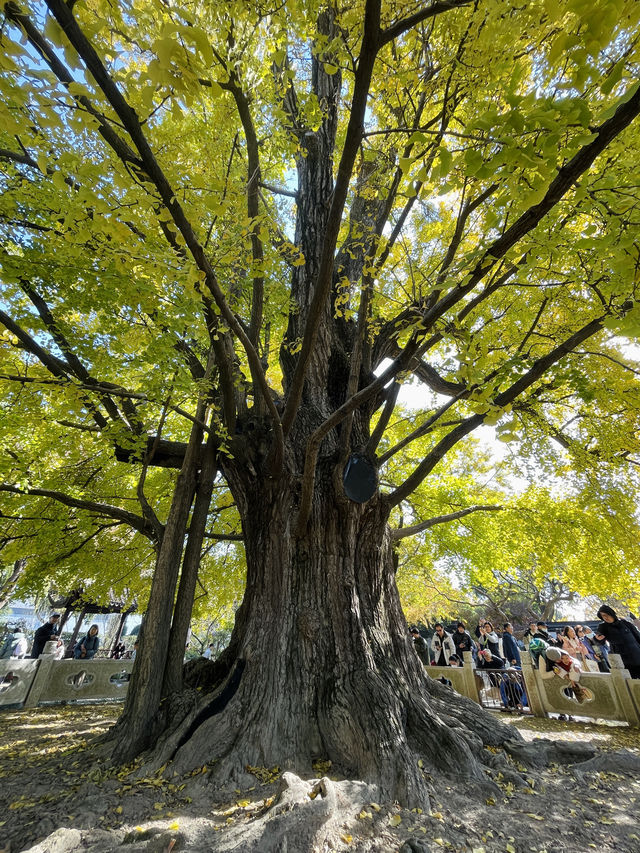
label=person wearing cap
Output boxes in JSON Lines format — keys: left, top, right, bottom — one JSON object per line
{"left": 30, "top": 613, "right": 61, "bottom": 658}
{"left": 534, "top": 621, "right": 552, "bottom": 644}
{"left": 596, "top": 605, "right": 640, "bottom": 679}
{"left": 542, "top": 646, "right": 593, "bottom": 704}
{"left": 410, "top": 627, "right": 430, "bottom": 666}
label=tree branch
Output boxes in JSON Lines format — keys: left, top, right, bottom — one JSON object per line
{"left": 0, "top": 371, "right": 211, "bottom": 435}
{"left": 379, "top": 0, "right": 474, "bottom": 47}
{"left": 259, "top": 181, "right": 297, "bottom": 199}
{"left": 378, "top": 394, "right": 465, "bottom": 465}
{"left": 0, "top": 484, "right": 154, "bottom": 539}
{"left": 413, "top": 81, "right": 640, "bottom": 340}
{"left": 387, "top": 313, "right": 607, "bottom": 506}
{"left": 19, "top": 278, "right": 133, "bottom": 428}
{"left": 295, "top": 329, "right": 425, "bottom": 535}
{"left": 281, "top": 0, "right": 382, "bottom": 435}
{"left": 391, "top": 504, "right": 503, "bottom": 540}
{"left": 365, "top": 381, "right": 401, "bottom": 456}
{"left": 4, "top": 3, "right": 143, "bottom": 170}
{"left": 224, "top": 76, "right": 265, "bottom": 356}
{"left": 40, "top": 0, "right": 283, "bottom": 468}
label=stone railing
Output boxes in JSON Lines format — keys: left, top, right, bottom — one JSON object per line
{"left": 0, "top": 658, "right": 133, "bottom": 708}
{"left": 424, "top": 657, "right": 480, "bottom": 703}
{"left": 424, "top": 651, "right": 640, "bottom": 726}
{"left": 2, "top": 650, "right": 639, "bottom": 725}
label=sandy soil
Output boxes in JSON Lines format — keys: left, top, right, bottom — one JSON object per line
{"left": 0, "top": 704, "right": 638, "bottom": 853}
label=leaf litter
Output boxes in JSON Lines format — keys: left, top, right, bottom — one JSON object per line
{"left": 0, "top": 706, "right": 638, "bottom": 852}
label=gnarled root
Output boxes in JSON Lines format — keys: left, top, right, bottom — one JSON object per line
{"left": 212, "top": 772, "right": 379, "bottom": 853}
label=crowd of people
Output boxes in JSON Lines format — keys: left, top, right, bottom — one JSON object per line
{"left": 410, "top": 605, "right": 640, "bottom": 712}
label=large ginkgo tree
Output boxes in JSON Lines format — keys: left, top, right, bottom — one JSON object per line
{"left": 2, "top": 0, "right": 640, "bottom": 805}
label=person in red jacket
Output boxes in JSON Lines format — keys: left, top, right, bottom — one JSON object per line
{"left": 543, "top": 647, "right": 594, "bottom": 704}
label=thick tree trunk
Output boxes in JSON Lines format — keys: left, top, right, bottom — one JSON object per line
{"left": 163, "top": 434, "right": 217, "bottom": 697}
{"left": 110, "top": 420, "right": 203, "bottom": 763}
{"left": 158, "top": 468, "right": 504, "bottom": 807}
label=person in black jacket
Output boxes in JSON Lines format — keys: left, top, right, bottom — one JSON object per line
{"left": 452, "top": 622, "right": 475, "bottom": 659}
{"left": 410, "top": 627, "right": 430, "bottom": 666}
{"left": 30, "top": 613, "right": 61, "bottom": 658}
{"left": 476, "top": 648, "right": 506, "bottom": 688}
{"left": 534, "top": 621, "right": 552, "bottom": 644}
{"left": 501, "top": 623, "right": 522, "bottom": 667}
{"left": 596, "top": 605, "right": 640, "bottom": 678}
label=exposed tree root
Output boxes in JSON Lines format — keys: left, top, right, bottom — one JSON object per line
{"left": 211, "top": 772, "right": 380, "bottom": 853}
{"left": 127, "top": 663, "right": 520, "bottom": 811}
{"left": 570, "top": 747, "right": 640, "bottom": 777}
{"left": 504, "top": 737, "right": 597, "bottom": 768}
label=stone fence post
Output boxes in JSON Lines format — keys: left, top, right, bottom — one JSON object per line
{"left": 23, "top": 658, "right": 55, "bottom": 708}
{"left": 462, "top": 651, "right": 480, "bottom": 704}
{"left": 608, "top": 653, "right": 640, "bottom": 726}
{"left": 519, "top": 650, "right": 546, "bottom": 718}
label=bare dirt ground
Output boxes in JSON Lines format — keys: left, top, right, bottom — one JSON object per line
{"left": 0, "top": 703, "right": 639, "bottom": 853}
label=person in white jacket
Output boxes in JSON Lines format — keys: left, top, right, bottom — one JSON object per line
{"left": 430, "top": 623, "right": 456, "bottom": 666}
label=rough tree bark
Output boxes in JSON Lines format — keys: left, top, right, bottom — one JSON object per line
{"left": 110, "top": 417, "right": 204, "bottom": 763}
{"left": 162, "top": 431, "right": 218, "bottom": 698}
{"left": 129, "top": 442, "right": 511, "bottom": 807}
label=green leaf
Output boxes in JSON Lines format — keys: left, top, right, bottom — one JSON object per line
{"left": 153, "top": 37, "right": 178, "bottom": 67}
{"left": 601, "top": 58, "right": 626, "bottom": 96}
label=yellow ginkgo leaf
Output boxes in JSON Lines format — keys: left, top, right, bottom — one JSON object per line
{"left": 389, "top": 814, "right": 402, "bottom": 827}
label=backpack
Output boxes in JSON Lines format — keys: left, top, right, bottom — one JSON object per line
{"left": 529, "top": 637, "right": 548, "bottom": 653}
